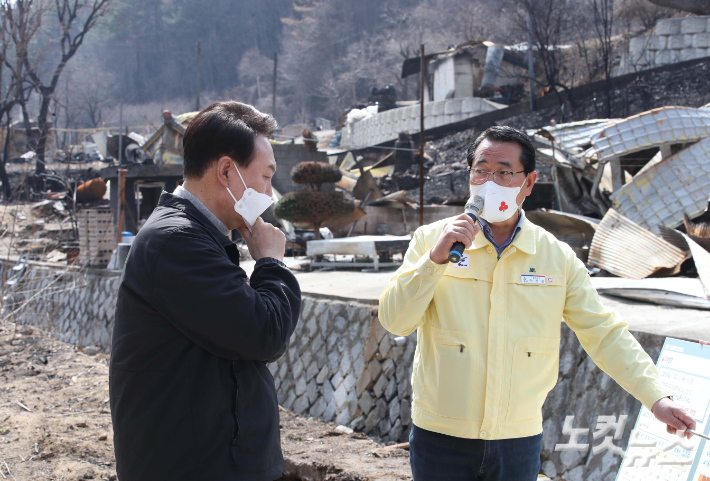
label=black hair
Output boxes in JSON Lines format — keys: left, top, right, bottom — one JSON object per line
{"left": 466, "top": 126, "right": 536, "bottom": 174}
{"left": 182, "top": 100, "right": 277, "bottom": 179}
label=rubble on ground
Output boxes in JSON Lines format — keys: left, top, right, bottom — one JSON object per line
{"left": 325, "top": 103, "right": 710, "bottom": 309}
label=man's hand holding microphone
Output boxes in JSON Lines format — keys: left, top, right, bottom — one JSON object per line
{"left": 431, "top": 214, "right": 481, "bottom": 265}
{"left": 430, "top": 195, "right": 483, "bottom": 265}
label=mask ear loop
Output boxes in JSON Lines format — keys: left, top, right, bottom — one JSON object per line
{"left": 226, "top": 161, "right": 254, "bottom": 232}
{"left": 225, "top": 186, "right": 239, "bottom": 204}
{"left": 515, "top": 173, "right": 529, "bottom": 214}
{"left": 232, "top": 161, "right": 248, "bottom": 189}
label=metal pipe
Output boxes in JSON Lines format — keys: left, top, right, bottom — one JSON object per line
{"left": 118, "top": 101, "right": 123, "bottom": 165}
{"left": 419, "top": 44, "right": 425, "bottom": 227}
{"left": 116, "top": 169, "right": 128, "bottom": 245}
{"left": 527, "top": 5, "right": 535, "bottom": 111}
{"left": 272, "top": 52, "right": 278, "bottom": 121}
{"left": 196, "top": 41, "right": 201, "bottom": 111}
{"left": 551, "top": 141, "right": 563, "bottom": 211}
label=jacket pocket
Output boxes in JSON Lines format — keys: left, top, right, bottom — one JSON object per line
{"left": 507, "top": 275, "right": 566, "bottom": 327}
{"left": 506, "top": 337, "right": 560, "bottom": 422}
{"left": 421, "top": 327, "right": 476, "bottom": 420}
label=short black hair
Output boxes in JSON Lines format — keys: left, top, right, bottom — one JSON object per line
{"left": 182, "top": 100, "right": 277, "bottom": 179}
{"left": 466, "top": 126, "right": 536, "bottom": 174}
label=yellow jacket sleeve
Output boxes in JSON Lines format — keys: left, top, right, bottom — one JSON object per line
{"left": 562, "top": 250, "right": 670, "bottom": 411}
{"left": 379, "top": 229, "right": 445, "bottom": 336}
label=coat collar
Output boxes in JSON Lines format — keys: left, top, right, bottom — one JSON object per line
{"left": 511, "top": 214, "right": 536, "bottom": 255}
{"left": 157, "top": 191, "right": 234, "bottom": 248}
{"left": 470, "top": 210, "right": 536, "bottom": 255}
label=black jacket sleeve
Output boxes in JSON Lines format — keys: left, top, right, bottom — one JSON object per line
{"left": 150, "top": 227, "right": 301, "bottom": 361}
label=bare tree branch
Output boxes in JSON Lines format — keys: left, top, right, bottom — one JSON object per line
{"left": 21, "top": 0, "right": 112, "bottom": 177}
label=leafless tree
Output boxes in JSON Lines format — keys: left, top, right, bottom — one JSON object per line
{"left": 592, "top": 0, "right": 615, "bottom": 117}
{"left": 21, "top": 0, "right": 112, "bottom": 176}
{"left": 512, "top": 0, "right": 574, "bottom": 112}
{"left": 0, "top": 0, "right": 45, "bottom": 200}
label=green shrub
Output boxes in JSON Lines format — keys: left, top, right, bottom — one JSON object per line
{"left": 275, "top": 191, "right": 354, "bottom": 225}
{"left": 291, "top": 162, "right": 342, "bottom": 187}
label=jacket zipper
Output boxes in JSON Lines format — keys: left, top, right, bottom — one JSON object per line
{"left": 230, "top": 362, "right": 240, "bottom": 447}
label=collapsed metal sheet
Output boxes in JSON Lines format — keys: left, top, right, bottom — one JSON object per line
{"left": 681, "top": 233, "right": 710, "bottom": 299}
{"left": 525, "top": 209, "right": 598, "bottom": 263}
{"left": 684, "top": 212, "right": 710, "bottom": 252}
{"left": 591, "top": 277, "right": 710, "bottom": 310}
{"left": 588, "top": 209, "right": 687, "bottom": 279}
{"left": 534, "top": 147, "right": 578, "bottom": 169}
{"left": 587, "top": 107, "right": 710, "bottom": 164}
{"left": 530, "top": 119, "right": 619, "bottom": 153}
{"left": 611, "top": 136, "right": 710, "bottom": 234}
{"left": 368, "top": 190, "right": 418, "bottom": 207}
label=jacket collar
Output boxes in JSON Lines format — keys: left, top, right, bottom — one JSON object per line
{"left": 470, "top": 210, "right": 536, "bottom": 255}
{"left": 157, "top": 191, "right": 233, "bottom": 248}
{"left": 511, "top": 214, "right": 536, "bottom": 255}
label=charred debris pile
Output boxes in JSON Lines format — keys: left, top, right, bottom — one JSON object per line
{"left": 331, "top": 104, "right": 710, "bottom": 310}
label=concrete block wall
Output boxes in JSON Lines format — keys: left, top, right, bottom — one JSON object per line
{"left": 4, "top": 260, "right": 673, "bottom": 480}
{"left": 269, "top": 295, "right": 416, "bottom": 443}
{"left": 613, "top": 16, "right": 710, "bottom": 76}
{"left": 540, "top": 325, "right": 666, "bottom": 481}
{"left": 340, "top": 97, "right": 503, "bottom": 149}
{"left": 2, "top": 262, "right": 120, "bottom": 352}
{"left": 270, "top": 294, "right": 670, "bottom": 480}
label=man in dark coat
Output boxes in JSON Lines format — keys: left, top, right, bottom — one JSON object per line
{"left": 110, "top": 101, "right": 301, "bottom": 481}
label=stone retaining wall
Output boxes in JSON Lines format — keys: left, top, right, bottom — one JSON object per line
{"left": 340, "top": 97, "right": 504, "bottom": 149}
{"left": 4, "top": 260, "right": 675, "bottom": 480}
{"left": 614, "top": 16, "right": 710, "bottom": 76}
{"left": 270, "top": 293, "right": 671, "bottom": 481}
{"left": 2, "top": 261, "right": 120, "bottom": 352}
{"left": 269, "top": 294, "right": 416, "bottom": 444}
{"left": 540, "top": 325, "right": 666, "bottom": 481}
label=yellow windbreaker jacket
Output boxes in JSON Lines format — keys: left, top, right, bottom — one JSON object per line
{"left": 379, "top": 214, "right": 670, "bottom": 440}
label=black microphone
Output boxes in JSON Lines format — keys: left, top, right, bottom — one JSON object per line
{"left": 448, "top": 195, "right": 484, "bottom": 263}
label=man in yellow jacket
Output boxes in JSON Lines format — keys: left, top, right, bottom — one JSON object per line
{"left": 379, "top": 126, "right": 696, "bottom": 480}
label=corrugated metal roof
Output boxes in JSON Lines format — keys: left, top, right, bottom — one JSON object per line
{"left": 588, "top": 209, "right": 687, "bottom": 279}
{"left": 534, "top": 147, "right": 578, "bottom": 168}
{"left": 611, "top": 136, "right": 710, "bottom": 233}
{"left": 530, "top": 119, "right": 619, "bottom": 153}
{"left": 586, "top": 107, "right": 710, "bottom": 164}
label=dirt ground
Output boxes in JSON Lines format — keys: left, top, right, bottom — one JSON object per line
{"left": 0, "top": 317, "right": 412, "bottom": 481}
{"left": 0, "top": 319, "right": 116, "bottom": 481}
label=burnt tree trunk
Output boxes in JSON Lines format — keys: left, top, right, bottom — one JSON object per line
{"left": 0, "top": 117, "right": 12, "bottom": 200}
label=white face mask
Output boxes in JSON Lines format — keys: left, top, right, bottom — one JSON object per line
{"left": 469, "top": 177, "right": 526, "bottom": 223}
{"left": 225, "top": 162, "right": 274, "bottom": 231}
